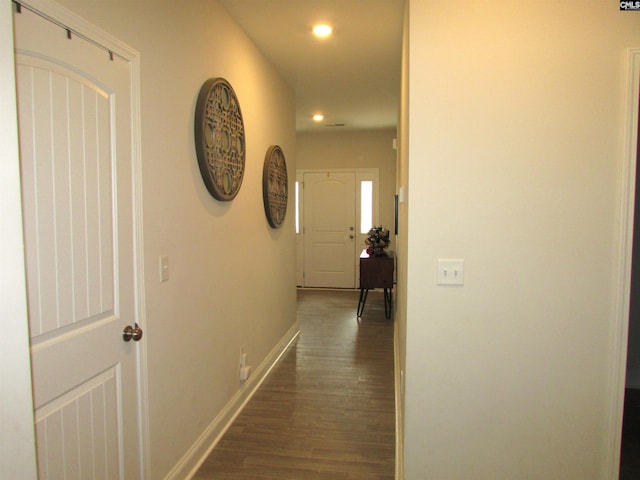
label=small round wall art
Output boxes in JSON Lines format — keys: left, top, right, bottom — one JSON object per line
{"left": 194, "top": 77, "right": 246, "bottom": 201}
{"left": 262, "top": 145, "right": 288, "bottom": 228}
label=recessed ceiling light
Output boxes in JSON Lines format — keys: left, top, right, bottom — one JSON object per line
{"left": 312, "top": 114, "right": 324, "bottom": 122}
{"left": 312, "top": 24, "right": 333, "bottom": 38}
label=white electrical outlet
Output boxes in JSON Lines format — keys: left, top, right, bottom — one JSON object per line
{"left": 240, "top": 365, "right": 251, "bottom": 382}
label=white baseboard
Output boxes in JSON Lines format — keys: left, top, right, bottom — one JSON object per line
{"left": 163, "top": 323, "right": 300, "bottom": 480}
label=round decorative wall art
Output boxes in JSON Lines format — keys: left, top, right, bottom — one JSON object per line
{"left": 262, "top": 145, "right": 288, "bottom": 228}
{"left": 194, "top": 77, "right": 246, "bottom": 201}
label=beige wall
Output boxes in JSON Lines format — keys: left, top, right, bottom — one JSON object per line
{"left": 404, "top": 1, "right": 640, "bottom": 478}
{"left": 49, "top": 0, "right": 297, "bottom": 477}
{"left": 297, "top": 129, "right": 397, "bottom": 236}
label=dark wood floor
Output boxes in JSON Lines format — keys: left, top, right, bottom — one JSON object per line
{"left": 193, "top": 289, "right": 396, "bottom": 480}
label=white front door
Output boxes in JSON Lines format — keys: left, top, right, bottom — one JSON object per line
{"left": 15, "top": 6, "right": 143, "bottom": 479}
{"left": 303, "top": 172, "right": 356, "bottom": 288}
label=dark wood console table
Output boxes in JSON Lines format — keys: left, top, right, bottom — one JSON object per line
{"left": 357, "top": 249, "right": 394, "bottom": 319}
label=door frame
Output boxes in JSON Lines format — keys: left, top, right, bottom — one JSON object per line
{"left": 1, "top": 0, "right": 37, "bottom": 477}
{"left": 12, "top": 0, "right": 150, "bottom": 477}
{"left": 606, "top": 47, "right": 640, "bottom": 478}
{"left": 296, "top": 168, "right": 379, "bottom": 288}
{"left": 295, "top": 171, "right": 304, "bottom": 286}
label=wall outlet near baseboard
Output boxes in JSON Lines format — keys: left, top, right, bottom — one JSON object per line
{"left": 240, "top": 365, "right": 251, "bottom": 382}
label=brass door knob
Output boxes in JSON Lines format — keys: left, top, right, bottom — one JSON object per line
{"left": 122, "top": 323, "right": 143, "bottom": 342}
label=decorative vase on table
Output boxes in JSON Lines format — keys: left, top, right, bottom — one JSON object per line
{"left": 365, "top": 226, "right": 390, "bottom": 256}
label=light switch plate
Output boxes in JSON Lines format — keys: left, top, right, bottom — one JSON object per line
{"left": 398, "top": 186, "right": 406, "bottom": 203}
{"left": 437, "top": 259, "right": 464, "bottom": 286}
{"left": 159, "top": 254, "right": 169, "bottom": 282}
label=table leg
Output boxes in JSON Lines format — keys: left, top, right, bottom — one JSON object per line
{"left": 383, "top": 288, "right": 392, "bottom": 319}
{"left": 357, "top": 288, "right": 369, "bottom": 317}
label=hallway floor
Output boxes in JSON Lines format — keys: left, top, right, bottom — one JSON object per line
{"left": 193, "top": 289, "right": 396, "bottom": 479}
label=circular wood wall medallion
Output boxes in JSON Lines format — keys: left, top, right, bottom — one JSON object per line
{"left": 262, "top": 145, "right": 288, "bottom": 228}
{"left": 194, "top": 78, "right": 245, "bottom": 201}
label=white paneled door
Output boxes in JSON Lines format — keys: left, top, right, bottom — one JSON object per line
{"left": 15, "top": 6, "right": 143, "bottom": 479}
{"left": 303, "top": 172, "right": 356, "bottom": 288}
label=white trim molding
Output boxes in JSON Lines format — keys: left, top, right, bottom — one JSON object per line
{"left": 604, "top": 47, "right": 640, "bottom": 479}
{"left": 0, "top": 1, "right": 37, "bottom": 477}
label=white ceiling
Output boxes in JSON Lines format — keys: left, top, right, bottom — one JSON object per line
{"left": 218, "top": 0, "right": 404, "bottom": 132}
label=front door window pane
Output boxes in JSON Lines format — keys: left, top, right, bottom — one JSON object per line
{"left": 360, "top": 181, "right": 373, "bottom": 233}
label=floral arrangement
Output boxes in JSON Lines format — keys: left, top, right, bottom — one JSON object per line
{"left": 365, "top": 225, "right": 390, "bottom": 256}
